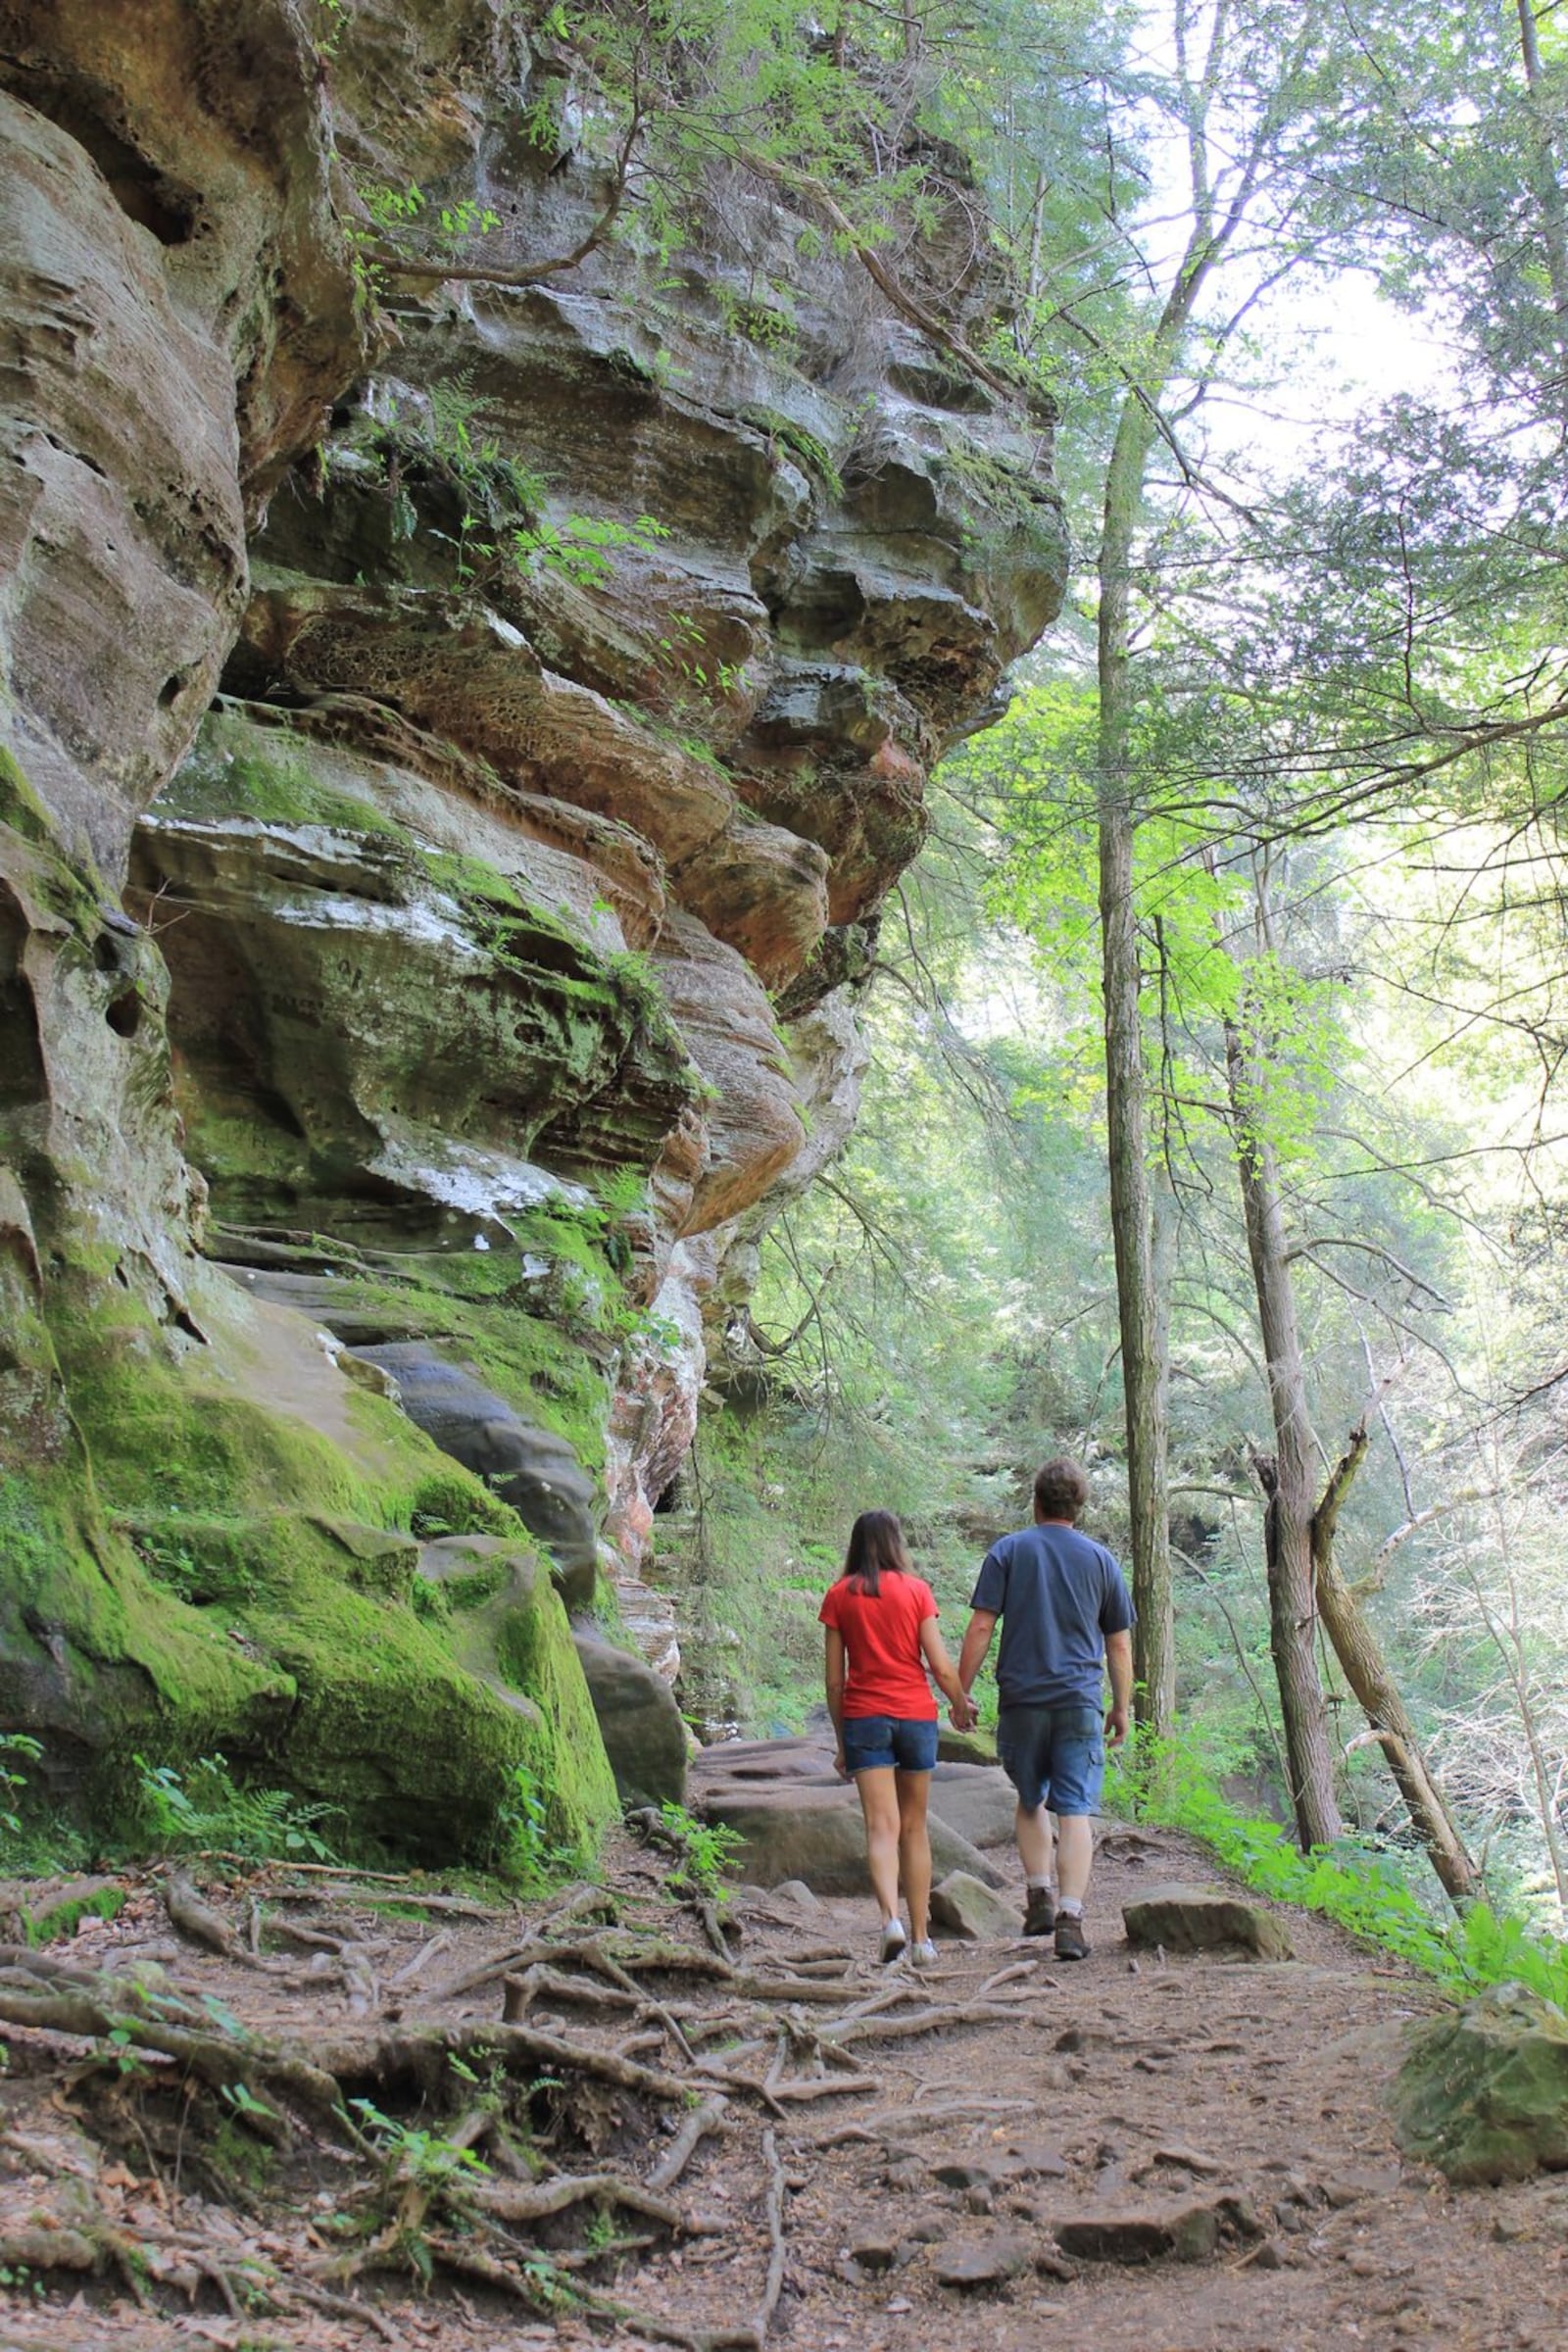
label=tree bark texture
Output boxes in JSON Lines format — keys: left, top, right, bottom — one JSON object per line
{"left": 1098, "top": 397, "right": 1174, "bottom": 1735}
{"left": 1515, "top": 0, "right": 1568, "bottom": 388}
{"left": 1310, "top": 1421, "right": 1478, "bottom": 1907}
{"left": 1089, "top": 2, "right": 1314, "bottom": 1732}
{"left": 1223, "top": 1010, "right": 1343, "bottom": 1850}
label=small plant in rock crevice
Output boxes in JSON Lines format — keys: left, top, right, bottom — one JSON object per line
{"left": 489, "top": 1760, "right": 578, "bottom": 1891}
{"left": 655, "top": 1800, "right": 744, "bottom": 1902}
{"left": 0, "top": 1734, "right": 42, "bottom": 1846}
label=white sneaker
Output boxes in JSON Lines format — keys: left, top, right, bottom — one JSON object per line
{"left": 879, "top": 1918, "right": 907, "bottom": 1963}
{"left": 909, "top": 1938, "right": 939, "bottom": 1969}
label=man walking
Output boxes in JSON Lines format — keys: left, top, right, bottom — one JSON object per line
{"left": 956, "top": 1458, "right": 1134, "bottom": 1960}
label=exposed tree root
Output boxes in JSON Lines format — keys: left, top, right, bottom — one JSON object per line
{"left": 0, "top": 1855, "right": 1031, "bottom": 2352}
{"left": 753, "top": 2127, "right": 788, "bottom": 2345}
{"left": 646, "top": 2093, "right": 729, "bottom": 2191}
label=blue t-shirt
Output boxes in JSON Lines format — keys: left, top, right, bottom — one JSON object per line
{"left": 970, "top": 1522, "right": 1135, "bottom": 1708}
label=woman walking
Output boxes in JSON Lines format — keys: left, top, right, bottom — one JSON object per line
{"left": 820, "top": 1510, "right": 975, "bottom": 1965}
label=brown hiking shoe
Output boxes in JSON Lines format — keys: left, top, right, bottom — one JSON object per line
{"left": 1054, "top": 1912, "right": 1090, "bottom": 1961}
{"left": 1023, "top": 1886, "right": 1057, "bottom": 1937}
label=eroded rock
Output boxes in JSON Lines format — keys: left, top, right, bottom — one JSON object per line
{"left": 1053, "top": 2190, "right": 1263, "bottom": 2264}
{"left": 933, "top": 2231, "right": 1034, "bottom": 2287}
{"left": 1394, "top": 1984, "right": 1568, "bottom": 2184}
{"left": 690, "top": 1753, "right": 1007, "bottom": 1896}
{"left": 572, "top": 1629, "right": 691, "bottom": 1811}
{"left": 1122, "top": 1884, "right": 1294, "bottom": 1961}
{"left": 356, "top": 1346, "right": 599, "bottom": 1605}
{"left": 930, "top": 1871, "right": 1020, "bottom": 1941}
{"left": 927, "top": 1763, "right": 1020, "bottom": 1852}
{"left": 0, "top": 0, "right": 1067, "bottom": 1832}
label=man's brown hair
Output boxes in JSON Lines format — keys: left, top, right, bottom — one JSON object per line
{"left": 1033, "top": 1457, "right": 1090, "bottom": 1522}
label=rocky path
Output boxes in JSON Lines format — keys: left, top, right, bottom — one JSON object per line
{"left": 1, "top": 1826, "right": 1564, "bottom": 2352}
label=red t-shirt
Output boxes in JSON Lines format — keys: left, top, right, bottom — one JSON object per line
{"left": 818, "top": 1571, "right": 939, "bottom": 1720}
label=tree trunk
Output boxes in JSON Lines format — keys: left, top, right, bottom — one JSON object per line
{"left": 1098, "top": 395, "right": 1174, "bottom": 1736}
{"left": 1311, "top": 1422, "right": 1479, "bottom": 1907}
{"left": 1223, "top": 1010, "right": 1343, "bottom": 1849}
{"left": 1515, "top": 0, "right": 1568, "bottom": 392}
{"left": 1086, "top": 0, "right": 1292, "bottom": 1735}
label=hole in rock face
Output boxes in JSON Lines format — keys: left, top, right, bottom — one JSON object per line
{"left": 106, "top": 989, "right": 142, "bottom": 1038}
{"left": 1, "top": 73, "right": 200, "bottom": 244}
{"left": 92, "top": 933, "right": 122, "bottom": 973}
{"left": 158, "top": 672, "right": 187, "bottom": 709}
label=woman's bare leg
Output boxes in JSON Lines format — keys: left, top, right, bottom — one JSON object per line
{"left": 896, "top": 1769, "right": 933, "bottom": 1941}
{"left": 854, "top": 1767, "right": 903, "bottom": 1926}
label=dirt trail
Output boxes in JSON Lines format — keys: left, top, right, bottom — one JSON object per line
{"left": 1, "top": 1825, "right": 1564, "bottom": 2352}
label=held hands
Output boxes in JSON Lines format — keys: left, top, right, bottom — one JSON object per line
{"left": 1104, "top": 1704, "right": 1130, "bottom": 1748}
{"left": 949, "top": 1690, "right": 979, "bottom": 1733}
{"left": 833, "top": 1744, "right": 849, "bottom": 1782}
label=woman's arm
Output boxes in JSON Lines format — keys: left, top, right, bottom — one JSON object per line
{"left": 920, "top": 1617, "right": 977, "bottom": 1728}
{"left": 824, "top": 1627, "right": 848, "bottom": 1774}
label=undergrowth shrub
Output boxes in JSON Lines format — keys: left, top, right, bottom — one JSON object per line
{"left": 131, "top": 1753, "right": 345, "bottom": 1865}
{"left": 1115, "top": 1729, "right": 1568, "bottom": 2014}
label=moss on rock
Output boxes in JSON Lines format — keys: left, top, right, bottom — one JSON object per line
{"left": 0, "top": 1264, "right": 617, "bottom": 1862}
{"left": 420, "top": 1534, "right": 619, "bottom": 1860}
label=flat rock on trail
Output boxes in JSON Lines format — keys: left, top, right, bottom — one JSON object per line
{"left": 1, "top": 1824, "right": 1564, "bottom": 2352}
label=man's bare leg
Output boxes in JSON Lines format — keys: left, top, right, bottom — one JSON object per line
{"left": 1016, "top": 1801, "right": 1055, "bottom": 1882}
{"left": 1055, "top": 1812, "right": 1093, "bottom": 1905}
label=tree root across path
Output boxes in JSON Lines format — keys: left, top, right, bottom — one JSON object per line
{"left": 6, "top": 1834, "right": 1557, "bottom": 2352}
{"left": 0, "top": 1849, "right": 1045, "bottom": 2348}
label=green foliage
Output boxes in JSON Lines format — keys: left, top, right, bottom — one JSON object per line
{"left": 360, "top": 184, "right": 501, "bottom": 253}
{"left": 713, "top": 281, "right": 797, "bottom": 354}
{"left": 0, "top": 1735, "right": 41, "bottom": 1844}
{"left": 130, "top": 1754, "right": 345, "bottom": 1865}
{"left": 1121, "top": 1733, "right": 1568, "bottom": 2015}
{"left": 350, "top": 2097, "right": 493, "bottom": 2189}
{"left": 541, "top": 0, "right": 1038, "bottom": 255}
{"left": 512, "top": 509, "right": 669, "bottom": 589}
{"left": 740, "top": 409, "right": 844, "bottom": 500}
{"left": 487, "top": 1761, "right": 579, "bottom": 1890}
{"left": 655, "top": 1801, "right": 744, "bottom": 1901}
{"left": 408, "top": 1471, "right": 520, "bottom": 1543}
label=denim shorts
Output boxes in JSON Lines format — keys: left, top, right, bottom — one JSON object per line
{"left": 997, "top": 1700, "right": 1104, "bottom": 1814}
{"left": 841, "top": 1715, "right": 940, "bottom": 1774}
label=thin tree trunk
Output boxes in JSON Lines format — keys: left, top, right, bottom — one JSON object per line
{"left": 1098, "top": 398, "right": 1174, "bottom": 1736}
{"left": 1515, "top": 0, "right": 1568, "bottom": 391}
{"left": 1087, "top": 0, "right": 1309, "bottom": 1735}
{"left": 1311, "top": 1420, "right": 1478, "bottom": 1906}
{"left": 1474, "top": 1479, "right": 1568, "bottom": 1917}
{"left": 1223, "top": 1008, "right": 1342, "bottom": 1849}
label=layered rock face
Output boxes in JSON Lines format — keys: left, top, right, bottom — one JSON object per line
{"left": 0, "top": 0, "right": 1065, "bottom": 1844}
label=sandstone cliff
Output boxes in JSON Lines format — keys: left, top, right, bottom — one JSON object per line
{"left": 0, "top": 0, "right": 1065, "bottom": 1848}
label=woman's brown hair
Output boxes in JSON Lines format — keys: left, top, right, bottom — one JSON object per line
{"left": 840, "top": 1509, "right": 913, "bottom": 1598}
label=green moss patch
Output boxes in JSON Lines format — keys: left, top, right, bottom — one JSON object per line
{"left": 422, "top": 1535, "right": 618, "bottom": 1861}
{"left": 0, "top": 740, "right": 52, "bottom": 848}
{"left": 161, "top": 713, "right": 408, "bottom": 840}
{"left": 23, "top": 1882, "right": 126, "bottom": 1946}
{"left": 1, "top": 1264, "right": 617, "bottom": 1865}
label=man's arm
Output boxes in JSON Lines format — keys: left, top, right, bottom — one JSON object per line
{"left": 1103, "top": 1628, "right": 1133, "bottom": 1746}
{"left": 957, "top": 1609, "right": 998, "bottom": 1705}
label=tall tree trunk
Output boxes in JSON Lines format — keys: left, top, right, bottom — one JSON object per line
{"left": 1086, "top": 0, "right": 1298, "bottom": 1734}
{"left": 1222, "top": 1009, "right": 1342, "bottom": 1849}
{"left": 1098, "top": 396, "right": 1174, "bottom": 1735}
{"left": 1311, "top": 1421, "right": 1478, "bottom": 1906}
{"left": 1515, "top": 0, "right": 1568, "bottom": 388}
